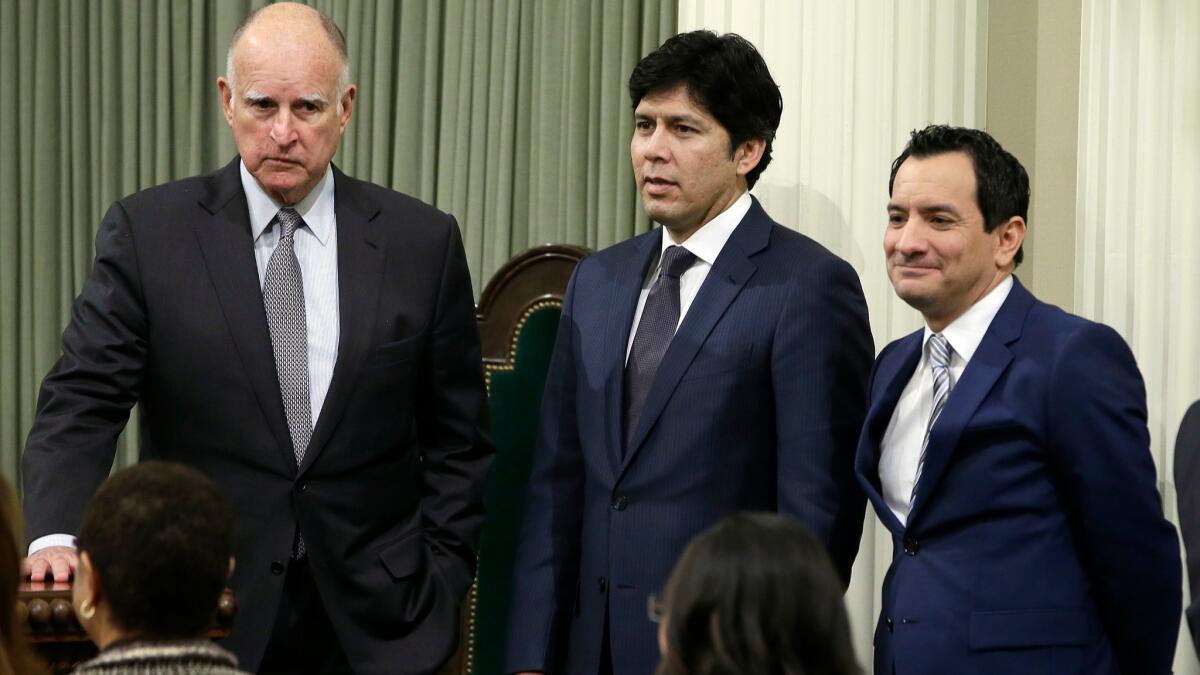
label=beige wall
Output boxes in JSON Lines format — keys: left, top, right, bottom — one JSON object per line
{"left": 985, "top": 0, "right": 1080, "bottom": 311}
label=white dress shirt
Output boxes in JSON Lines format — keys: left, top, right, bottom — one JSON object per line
{"left": 625, "top": 191, "right": 751, "bottom": 363}
{"left": 29, "top": 163, "right": 341, "bottom": 555}
{"left": 878, "top": 274, "right": 1013, "bottom": 526}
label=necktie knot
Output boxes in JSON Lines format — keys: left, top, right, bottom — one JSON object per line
{"left": 928, "top": 333, "right": 952, "bottom": 369}
{"left": 276, "top": 208, "right": 303, "bottom": 240}
{"left": 659, "top": 245, "right": 696, "bottom": 280}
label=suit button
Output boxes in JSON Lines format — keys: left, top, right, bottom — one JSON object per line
{"left": 903, "top": 539, "right": 919, "bottom": 555}
{"left": 296, "top": 481, "right": 308, "bottom": 492}
{"left": 611, "top": 495, "right": 629, "bottom": 511}
{"left": 597, "top": 577, "right": 607, "bottom": 593}
{"left": 886, "top": 616, "right": 894, "bottom": 632}
{"left": 270, "top": 561, "right": 286, "bottom": 575}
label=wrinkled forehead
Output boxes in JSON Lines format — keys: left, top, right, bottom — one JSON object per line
{"left": 232, "top": 35, "right": 342, "bottom": 94}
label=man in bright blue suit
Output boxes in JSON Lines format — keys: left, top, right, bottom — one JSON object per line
{"left": 857, "top": 125, "right": 1181, "bottom": 674}
{"left": 505, "top": 31, "right": 873, "bottom": 675}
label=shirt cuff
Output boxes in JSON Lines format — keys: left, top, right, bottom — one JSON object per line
{"left": 28, "top": 533, "right": 76, "bottom": 555}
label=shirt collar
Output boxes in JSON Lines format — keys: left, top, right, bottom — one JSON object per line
{"left": 240, "top": 160, "right": 336, "bottom": 246}
{"left": 659, "top": 191, "right": 751, "bottom": 265}
{"left": 922, "top": 274, "right": 1014, "bottom": 364}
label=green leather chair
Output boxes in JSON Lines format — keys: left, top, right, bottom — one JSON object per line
{"left": 442, "top": 244, "right": 587, "bottom": 675}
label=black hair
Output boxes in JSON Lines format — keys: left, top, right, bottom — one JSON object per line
{"left": 75, "top": 462, "right": 233, "bottom": 639}
{"left": 629, "top": 30, "right": 782, "bottom": 189}
{"left": 655, "top": 513, "right": 862, "bottom": 675}
{"left": 889, "top": 124, "right": 1029, "bottom": 265}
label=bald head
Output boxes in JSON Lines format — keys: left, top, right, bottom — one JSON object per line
{"left": 216, "top": 1, "right": 357, "bottom": 204}
{"left": 225, "top": 3, "right": 350, "bottom": 110}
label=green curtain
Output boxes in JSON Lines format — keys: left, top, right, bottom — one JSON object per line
{"left": 0, "top": 0, "right": 676, "bottom": 485}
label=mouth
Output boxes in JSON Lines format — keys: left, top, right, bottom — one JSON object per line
{"left": 641, "top": 176, "right": 676, "bottom": 196}
{"left": 264, "top": 157, "right": 301, "bottom": 167}
{"left": 890, "top": 262, "right": 940, "bottom": 277}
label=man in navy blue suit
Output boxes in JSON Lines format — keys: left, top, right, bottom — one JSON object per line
{"left": 505, "top": 31, "right": 873, "bottom": 675}
{"left": 857, "top": 125, "right": 1181, "bottom": 674}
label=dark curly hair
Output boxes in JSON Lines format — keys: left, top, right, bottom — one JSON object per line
{"left": 75, "top": 462, "right": 233, "bottom": 639}
{"left": 629, "top": 30, "right": 782, "bottom": 189}
{"left": 889, "top": 124, "right": 1029, "bottom": 265}
{"left": 655, "top": 513, "right": 862, "bottom": 675}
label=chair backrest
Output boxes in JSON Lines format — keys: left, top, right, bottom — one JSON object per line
{"left": 439, "top": 244, "right": 587, "bottom": 675}
{"left": 1176, "top": 400, "right": 1200, "bottom": 654}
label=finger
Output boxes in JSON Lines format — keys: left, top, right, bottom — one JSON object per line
{"left": 50, "top": 556, "right": 71, "bottom": 583}
{"left": 28, "top": 557, "right": 49, "bottom": 581}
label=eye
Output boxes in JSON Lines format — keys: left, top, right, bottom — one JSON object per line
{"left": 634, "top": 119, "right": 653, "bottom": 132}
{"left": 674, "top": 124, "right": 694, "bottom": 135}
{"left": 887, "top": 213, "right": 905, "bottom": 226}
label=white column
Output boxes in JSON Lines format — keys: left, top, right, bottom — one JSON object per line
{"left": 678, "top": 0, "right": 988, "bottom": 667}
{"left": 1077, "top": 2, "right": 1200, "bottom": 670}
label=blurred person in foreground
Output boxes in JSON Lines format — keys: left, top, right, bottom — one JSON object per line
{"left": 0, "top": 475, "right": 46, "bottom": 675}
{"left": 856, "top": 125, "right": 1180, "bottom": 674}
{"left": 70, "top": 461, "right": 247, "bottom": 674}
{"left": 653, "top": 512, "right": 861, "bottom": 675}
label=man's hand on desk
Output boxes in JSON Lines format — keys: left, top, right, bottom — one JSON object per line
{"left": 23, "top": 546, "right": 78, "bottom": 582}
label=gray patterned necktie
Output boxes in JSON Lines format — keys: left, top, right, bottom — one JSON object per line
{"left": 909, "top": 332, "right": 953, "bottom": 510}
{"left": 623, "top": 245, "right": 696, "bottom": 454}
{"left": 263, "top": 207, "right": 312, "bottom": 467}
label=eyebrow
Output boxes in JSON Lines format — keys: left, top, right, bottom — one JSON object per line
{"left": 634, "top": 112, "right": 706, "bottom": 127}
{"left": 886, "top": 201, "right": 962, "bottom": 216}
{"left": 297, "top": 93, "right": 330, "bottom": 107}
{"left": 243, "top": 89, "right": 271, "bottom": 104}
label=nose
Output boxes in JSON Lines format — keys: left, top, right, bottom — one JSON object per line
{"left": 269, "top": 109, "right": 298, "bottom": 146}
{"left": 637, "top": 124, "right": 671, "bottom": 164}
{"left": 889, "top": 217, "right": 929, "bottom": 258}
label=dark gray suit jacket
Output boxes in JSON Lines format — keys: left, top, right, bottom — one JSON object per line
{"left": 23, "top": 157, "right": 493, "bottom": 675}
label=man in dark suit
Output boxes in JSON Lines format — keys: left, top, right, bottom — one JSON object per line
{"left": 1176, "top": 400, "right": 1200, "bottom": 655}
{"left": 20, "top": 4, "right": 492, "bottom": 674}
{"left": 856, "top": 125, "right": 1180, "bottom": 674}
{"left": 505, "top": 31, "right": 873, "bottom": 675}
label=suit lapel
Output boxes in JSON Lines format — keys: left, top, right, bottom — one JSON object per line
{"left": 193, "top": 158, "right": 296, "bottom": 473}
{"left": 300, "top": 168, "right": 383, "bottom": 475}
{"left": 855, "top": 333, "right": 923, "bottom": 536}
{"left": 618, "top": 200, "right": 766, "bottom": 478}
{"left": 604, "top": 230, "right": 661, "bottom": 478}
{"left": 907, "top": 278, "right": 1035, "bottom": 525}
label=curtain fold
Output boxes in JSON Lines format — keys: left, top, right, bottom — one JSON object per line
{"left": 0, "top": 0, "right": 676, "bottom": 483}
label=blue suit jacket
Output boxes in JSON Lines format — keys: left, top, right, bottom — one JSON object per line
{"left": 505, "top": 198, "right": 873, "bottom": 675}
{"left": 856, "top": 277, "right": 1180, "bottom": 675}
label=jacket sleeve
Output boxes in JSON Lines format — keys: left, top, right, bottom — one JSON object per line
{"left": 22, "top": 202, "right": 147, "bottom": 541}
{"left": 772, "top": 254, "right": 874, "bottom": 586}
{"left": 1047, "top": 322, "right": 1181, "bottom": 674}
{"left": 415, "top": 215, "right": 496, "bottom": 600}
{"left": 504, "top": 266, "right": 585, "bottom": 674}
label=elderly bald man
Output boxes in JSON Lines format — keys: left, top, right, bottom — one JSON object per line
{"left": 20, "top": 4, "right": 493, "bottom": 674}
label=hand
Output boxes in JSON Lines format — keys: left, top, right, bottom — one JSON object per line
{"left": 23, "top": 546, "right": 78, "bottom": 582}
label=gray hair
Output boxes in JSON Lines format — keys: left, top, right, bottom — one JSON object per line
{"left": 225, "top": 5, "right": 352, "bottom": 114}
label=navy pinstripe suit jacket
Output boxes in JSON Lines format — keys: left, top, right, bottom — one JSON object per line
{"left": 505, "top": 198, "right": 873, "bottom": 675}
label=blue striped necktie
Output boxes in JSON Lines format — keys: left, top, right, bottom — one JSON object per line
{"left": 909, "top": 332, "right": 953, "bottom": 511}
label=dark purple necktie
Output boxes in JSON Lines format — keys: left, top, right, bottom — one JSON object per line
{"left": 623, "top": 245, "right": 696, "bottom": 454}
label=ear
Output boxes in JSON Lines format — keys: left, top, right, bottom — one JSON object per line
{"left": 79, "top": 551, "right": 101, "bottom": 606}
{"left": 338, "top": 84, "right": 357, "bottom": 132}
{"left": 217, "top": 77, "right": 235, "bottom": 127}
{"left": 227, "top": 556, "right": 236, "bottom": 580}
{"left": 992, "top": 215, "right": 1026, "bottom": 268}
{"left": 733, "top": 137, "right": 767, "bottom": 179}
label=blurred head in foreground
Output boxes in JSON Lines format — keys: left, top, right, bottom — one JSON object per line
{"left": 654, "top": 512, "right": 861, "bottom": 675}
